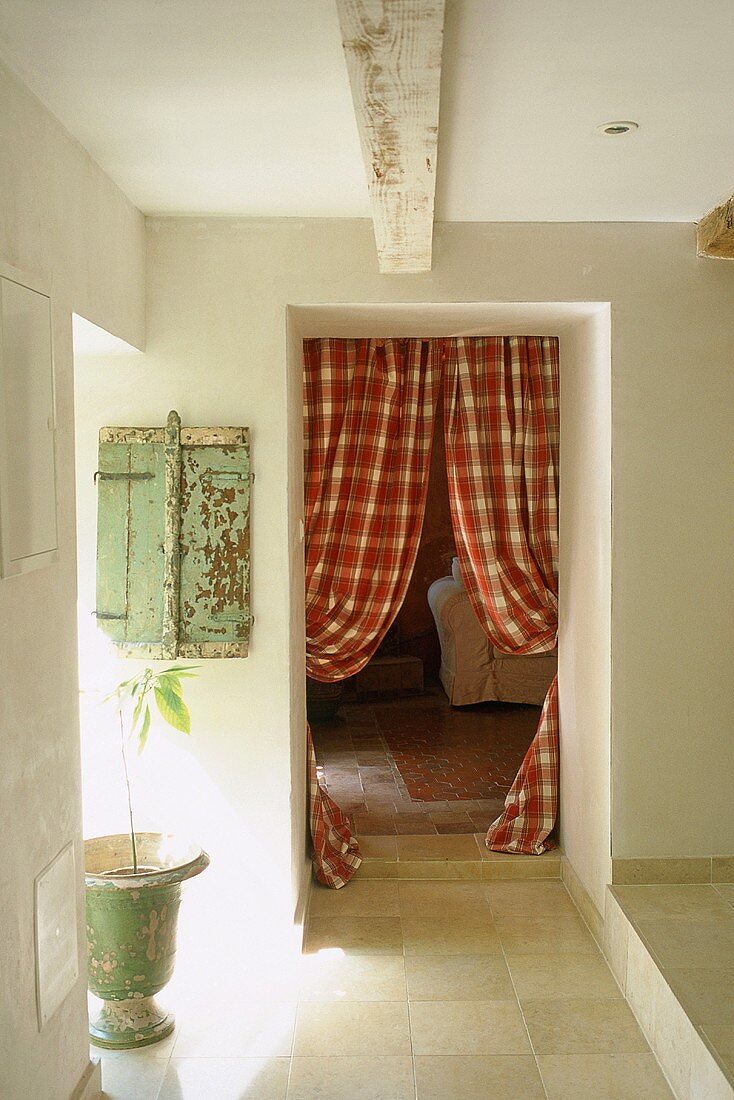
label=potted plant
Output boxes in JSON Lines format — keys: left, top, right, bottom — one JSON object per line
{"left": 84, "top": 665, "right": 209, "bottom": 1050}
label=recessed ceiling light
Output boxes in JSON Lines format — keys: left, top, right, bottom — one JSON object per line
{"left": 596, "top": 121, "right": 639, "bottom": 136}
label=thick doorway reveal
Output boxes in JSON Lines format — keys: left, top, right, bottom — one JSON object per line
{"left": 288, "top": 301, "right": 612, "bottom": 897}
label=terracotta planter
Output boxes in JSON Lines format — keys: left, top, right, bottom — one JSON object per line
{"left": 84, "top": 833, "right": 208, "bottom": 1049}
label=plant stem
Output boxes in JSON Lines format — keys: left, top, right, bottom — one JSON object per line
{"left": 119, "top": 708, "right": 138, "bottom": 874}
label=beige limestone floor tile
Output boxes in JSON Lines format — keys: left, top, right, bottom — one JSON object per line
{"left": 612, "top": 857, "right": 711, "bottom": 884}
{"left": 537, "top": 1053, "right": 674, "bottom": 1098}
{"left": 714, "top": 883, "right": 734, "bottom": 908}
{"left": 702, "top": 1024, "right": 734, "bottom": 1072}
{"left": 293, "top": 1001, "right": 411, "bottom": 1057}
{"left": 397, "top": 834, "right": 482, "bottom": 861}
{"left": 172, "top": 1001, "right": 297, "bottom": 1058}
{"left": 99, "top": 1050, "right": 168, "bottom": 1100}
{"left": 615, "top": 884, "right": 734, "bottom": 921}
{"left": 304, "top": 915, "right": 403, "bottom": 955}
{"left": 625, "top": 928, "right": 660, "bottom": 1037}
{"left": 287, "top": 1056, "right": 415, "bottom": 1100}
{"left": 158, "top": 1057, "right": 290, "bottom": 1100}
{"left": 405, "top": 954, "right": 515, "bottom": 1001}
{"left": 309, "top": 880, "right": 400, "bottom": 917}
{"left": 358, "top": 835, "right": 397, "bottom": 861}
{"left": 637, "top": 917, "right": 734, "bottom": 968}
{"left": 494, "top": 914, "right": 598, "bottom": 954}
{"left": 402, "top": 917, "right": 502, "bottom": 956}
{"left": 652, "top": 979, "right": 695, "bottom": 1100}
{"left": 690, "top": 1035, "right": 734, "bottom": 1100}
{"left": 414, "top": 1055, "right": 546, "bottom": 1099}
{"left": 397, "top": 860, "right": 481, "bottom": 881}
{"left": 505, "top": 952, "right": 623, "bottom": 1001}
{"left": 358, "top": 859, "right": 398, "bottom": 879}
{"left": 603, "top": 893, "right": 630, "bottom": 994}
{"left": 713, "top": 860, "right": 734, "bottom": 882}
{"left": 98, "top": 1032, "right": 175, "bottom": 1061}
{"left": 398, "top": 881, "right": 491, "bottom": 921}
{"left": 482, "top": 858, "right": 561, "bottom": 882}
{"left": 666, "top": 967, "right": 734, "bottom": 1025}
{"left": 522, "top": 998, "right": 649, "bottom": 1054}
{"left": 298, "top": 953, "right": 407, "bottom": 1002}
{"left": 484, "top": 880, "right": 577, "bottom": 917}
{"left": 409, "top": 999, "right": 531, "bottom": 1055}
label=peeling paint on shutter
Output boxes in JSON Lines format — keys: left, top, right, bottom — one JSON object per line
{"left": 95, "top": 412, "right": 251, "bottom": 658}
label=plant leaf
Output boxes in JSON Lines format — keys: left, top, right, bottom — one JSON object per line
{"left": 131, "top": 691, "right": 146, "bottom": 736}
{"left": 157, "top": 671, "right": 184, "bottom": 695}
{"left": 137, "top": 706, "right": 151, "bottom": 754}
{"left": 154, "top": 683, "right": 191, "bottom": 734}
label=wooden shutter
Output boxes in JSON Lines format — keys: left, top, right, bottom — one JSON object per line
{"left": 95, "top": 412, "right": 251, "bottom": 658}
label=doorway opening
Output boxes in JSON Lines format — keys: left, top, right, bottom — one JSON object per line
{"left": 287, "top": 303, "right": 611, "bottom": 895}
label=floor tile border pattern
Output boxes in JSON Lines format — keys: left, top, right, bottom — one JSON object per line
{"left": 604, "top": 886, "right": 734, "bottom": 1099}
{"left": 312, "top": 688, "right": 538, "bottom": 835}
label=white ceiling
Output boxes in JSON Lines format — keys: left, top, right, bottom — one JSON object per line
{"left": 1, "top": 0, "right": 733, "bottom": 221}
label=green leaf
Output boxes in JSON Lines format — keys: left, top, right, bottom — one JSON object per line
{"left": 137, "top": 706, "right": 151, "bottom": 754}
{"left": 131, "top": 691, "right": 146, "bottom": 735}
{"left": 129, "top": 678, "right": 144, "bottom": 698}
{"left": 106, "top": 670, "right": 146, "bottom": 705}
{"left": 157, "top": 671, "right": 184, "bottom": 696}
{"left": 154, "top": 683, "right": 191, "bottom": 734}
{"left": 159, "top": 664, "right": 201, "bottom": 677}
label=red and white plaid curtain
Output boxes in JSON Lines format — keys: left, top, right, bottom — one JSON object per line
{"left": 443, "top": 336, "right": 560, "bottom": 853}
{"left": 304, "top": 338, "right": 443, "bottom": 886}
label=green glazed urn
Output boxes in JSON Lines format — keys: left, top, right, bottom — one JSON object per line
{"left": 84, "top": 833, "right": 209, "bottom": 1050}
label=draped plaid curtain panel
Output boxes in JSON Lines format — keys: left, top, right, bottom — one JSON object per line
{"left": 303, "top": 335, "right": 560, "bottom": 886}
{"left": 304, "top": 338, "right": 443, "bottom": 886}
{"left": 444, "top": 337, "right": 560, "bottom": 854}
{"left": 304, "top": 337, "right": 443, "bottom": 680}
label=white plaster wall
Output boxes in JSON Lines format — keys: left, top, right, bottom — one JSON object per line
{"left": 0, "top": 61, "right": 145, "bottom": 1100}
{"left": 73, "top": 217, "right": 734, "bottom": 964}
{"left": 558, "top": 309, "right": 612, "bottom": 914}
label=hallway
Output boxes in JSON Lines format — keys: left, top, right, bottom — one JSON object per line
{"left": 96, "top": 875, "right": 674, "bottom": 1099}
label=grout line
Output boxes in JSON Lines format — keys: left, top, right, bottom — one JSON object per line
{"left": 492, "top": 909, "right": 551, "bottom": 1100}
{"left": 399, "top": 892, "right": 420, "bottom": 1100}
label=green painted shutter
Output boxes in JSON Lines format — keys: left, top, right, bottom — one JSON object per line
{"left": 95, "top": 413, "right": 251, "bottom": 659}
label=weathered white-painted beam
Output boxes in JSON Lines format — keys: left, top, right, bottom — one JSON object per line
{"left": 337, "top": 0, "right": 445, "bottom": 273}
{"left": 697, "top": 195, "right": 734, "bottom": 258}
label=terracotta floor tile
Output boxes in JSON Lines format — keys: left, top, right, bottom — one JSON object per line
{"left": 311, "top": 683, "right": 538, "bottom": 837}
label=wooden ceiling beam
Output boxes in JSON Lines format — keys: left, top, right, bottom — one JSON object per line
{"left": 337, "top": 0, "right": 445, "bottom": 273}
{"left": 697, "top": 195, "right": 734, "bottom": 258}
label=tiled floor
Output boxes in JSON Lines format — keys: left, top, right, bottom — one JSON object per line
{"left": 98, "top": 874, "right": 675, "bottom": 1098}
{"left": 310, "top": 683, "right": 540, "bottom": 835}
{"left": 612, "top": 881, "right": 734, "bottom": 1090}
{"left": 356, "top": 832, "right": 562, "bottom": 882}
